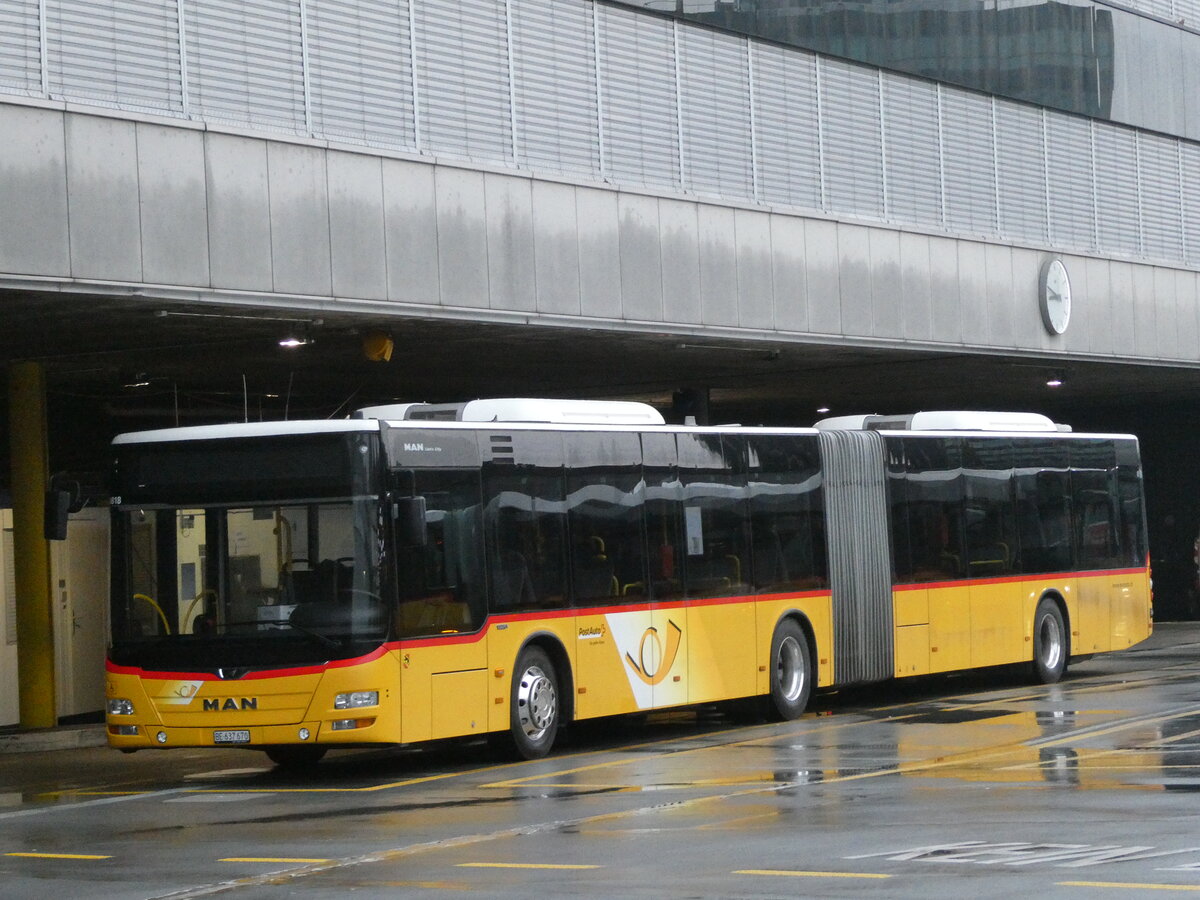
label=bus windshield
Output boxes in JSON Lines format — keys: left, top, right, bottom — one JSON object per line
{"left": 110, "top": 498, "right": 385, "bottom": 672}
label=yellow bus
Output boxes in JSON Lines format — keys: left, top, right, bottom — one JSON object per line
{"left": 104, "top": 400, "right": 1151, "bottom": 765}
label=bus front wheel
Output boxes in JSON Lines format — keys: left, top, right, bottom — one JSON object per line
{"left": 768, "top": 619, "right": 812, "bottom": 720}
{"left": 508, "top": 646, "right": 559, "bottom": 759}
{"left": 1031, "top": 600, "right": 1068, "bottom": 684}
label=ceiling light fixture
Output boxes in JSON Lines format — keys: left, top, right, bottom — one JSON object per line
{"left": 1046, "top": 372, "right": 1065, "bottom": 388}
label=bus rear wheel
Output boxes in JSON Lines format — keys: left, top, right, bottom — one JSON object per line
{"left": 1031, "top": 600, "right": 1068, "bottom": 684}
{"left": 508, "top": 646, "right": 559, "bottom": 759}
{"left": 768, "top": 619, "right": 812, "bottom": 720}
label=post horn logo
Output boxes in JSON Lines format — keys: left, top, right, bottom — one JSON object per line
{"left": 625, "top": 619, "right": 683, "bottom": 686}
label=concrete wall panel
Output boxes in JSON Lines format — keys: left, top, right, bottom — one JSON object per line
{"left": 957, "top": 241, "right": 988, "bottom": 345}
{"left": 206, "top": 133, "right": 273, "bottom": 292}
{"left": 1008, "top": 247, "right": 1040, "bottom": 350}
{"left": 1079, "top": 257, "right": 1113, "bottom": 356}
{"left": 805, "top": 219, "right": 841, "bottom": 334}
{"left": 927, "top": 235, "right": 961, "bottom": 344}
{"left": 984, "top": 243, "right": 1015, "bottom": 348}
{"left": 435, "top": 167, "right": 490, "bottom": 309}
{"left": 7, "top": 102, "right": 1200, "bottom": 376}
{"left": 868, "top": 228, "right": 901, "bottom": 338}
{"left": 267, "top": 143, "right": 332, "bottom": 296}
{"left": 136, "top": 124, "right": 209, "bottom": 287}
{"left": 483, "top": 174, "right": 536, "bottom": 313}
{"left": 837, "top": 223, "right": 871, "bottom": 337}
{"left": 770, "top": 215, "right": 807, "bottom": 333}
{"left": 328, "top": 152, "right": 386, "bottom": 301}
{"left": 659, "top": 198, "right": 701, "bottom": 325}
{"left": 898, "top": 232, "right": 932, "bottom": 342}
{"left": 699, "top": 205, "right": 737, "bottom": 327}
{"left": 617, "top": 194, "right": 664, "bottom": 322}
{"left": 0, "top": 106, "right": 68, "bottom": 277}
{"left": 1154, "top": 267, "right": 1180, "bottom": 359}
{"left": 383, "top": 159, "right": 440, "bottom": 305}
{"left": 1108, "top": 262, "right": 1137, "bottom": 355}
{"left": 66, "top": 115, "right": 141, "bottom": 282}
{"left": 576, "top": 187, "right": 621, "bottom": 319}
{"left": 735, "top": 209, "right": 773, "bottom": 330}
{"left": 532, "top": 180, "right": 581, "bottom": 316}
{"left": 1131, "top": 264, "right": 1158, "bottom": 357}
{"left": 1176, "top": 269, "right": 1199, "bottom": 362}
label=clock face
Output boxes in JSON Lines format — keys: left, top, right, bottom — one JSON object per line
{"left": 1039, "top": 258, "right": 1071, "bottom": 335}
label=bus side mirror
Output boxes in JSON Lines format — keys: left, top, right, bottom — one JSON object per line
{"left": 394, "top": 496, "right": 428, "bottom": 547}
{"left": 44, "top": 490, "right": 71, "bottom": 541}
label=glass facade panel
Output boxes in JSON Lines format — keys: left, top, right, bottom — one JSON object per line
{"left": 609, "top": 0, "right": 1200, "bottom": 141}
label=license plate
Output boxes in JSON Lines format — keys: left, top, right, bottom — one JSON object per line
{"left": 213, "top": 730, "right": 251, "bottom": 744}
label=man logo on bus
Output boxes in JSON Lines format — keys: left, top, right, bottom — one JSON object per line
{"left": 203, "top": 697, "right": 258, "bottom": 711}
{"left": 625, "top": 620, "right": 683, "bottom": 686}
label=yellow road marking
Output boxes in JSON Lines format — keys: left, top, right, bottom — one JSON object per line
{"left": 221, "top": 857, "right": 331, "bottom": 864}
{"left": 457, "top": 862, "right": 601, "bottom": 870}
{"left": 5, "top": 852, "right": 113, "bottom": 860}
{"left": 736, "top": 868, "right": 890, "bottom": 879}
{"left": 1061, "top": 881, "right": 1200, "bottom": 892}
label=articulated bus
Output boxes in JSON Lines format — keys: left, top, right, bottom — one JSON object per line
{"left": 104, "top": 399, "right": 1151, "bottom": 765}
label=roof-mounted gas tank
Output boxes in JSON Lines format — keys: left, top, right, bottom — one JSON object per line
{"left": 815, "top": 410, "right": 1070, "bottom": 433}
{"left": 355, "top": 397, "right": 666, "bottom": 426}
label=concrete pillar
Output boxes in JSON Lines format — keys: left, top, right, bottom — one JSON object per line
{"left": 8, "top": 361, "right": 57, "bottom": 729}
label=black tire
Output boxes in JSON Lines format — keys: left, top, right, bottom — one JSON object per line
{"left": 264, "top": 745, "right": 327, "bottom": 768}
{"left": 1031, "top": 599, "right": 1068, "bottom": 684}
{"left": 768, "top": 618, "right": 812, "bottom": 720}
{"left": 508, "top": 646, "right": 560, "bottom": 760}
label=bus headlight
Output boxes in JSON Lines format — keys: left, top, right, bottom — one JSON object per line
{"left": 334, "top": 690, "right": 378, "bottom": 710}
{"left": 107, "top": 699, "right": 135, "bottom": 716}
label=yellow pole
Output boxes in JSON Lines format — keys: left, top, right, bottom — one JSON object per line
{"left": 8, "top": 361, "right": 57, "bottom": 729}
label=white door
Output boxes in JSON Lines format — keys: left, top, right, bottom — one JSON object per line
{"left": 53, "top": 509, "right": 110, "bottom": 719}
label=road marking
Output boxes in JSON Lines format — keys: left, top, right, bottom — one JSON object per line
{"left": 736, "top": 868, "right": 890, "bottom": 879}
{"left": 457, "top": 862, "right": 601, "bottom": 870}
{"left": 220, "top": 857, "right": 331, "bottom": 864}
{"left": 6, "top": 851, "right": 113, "bottom": 860}
{"left": 1061, "top": 882, "right": 1200, "bottom": 892}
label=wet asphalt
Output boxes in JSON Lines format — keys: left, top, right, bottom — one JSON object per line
{"left": 3, "top": 623, "right": 1200, "bottom": 898}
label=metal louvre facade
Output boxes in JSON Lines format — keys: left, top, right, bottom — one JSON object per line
{"left": 2, "top": 0, "right": 1200, "bottom": 271}
{"left": 818, "top": 430, "right": 893, "bottom": 686}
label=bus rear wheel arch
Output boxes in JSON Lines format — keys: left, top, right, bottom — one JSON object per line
{"left": 767, "top": 616, "right": 813, "bottom": 720}
{"left": 1031, "top": 597, "right": 1069, "bottom": 684}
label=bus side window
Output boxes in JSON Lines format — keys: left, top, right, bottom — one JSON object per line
{"left": 481, "top": 432, "right": 568, "bottom": 613}
{"left": 901, "top": 437, "right": 965, "bottom": 581}
{"left": 678, "top": 433, "right": 750, "bottom": 599}
{"left": 564, "top": 431, "right": 646, "bottom": 606}
{"left": 394, "top": 470, "right": 486, "bottom": 637}
{"left": 746, "top": 434, "right": 827, "bottom": 592}
{"left": 642, "top": 431, "right": 684, "bottom": 600}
